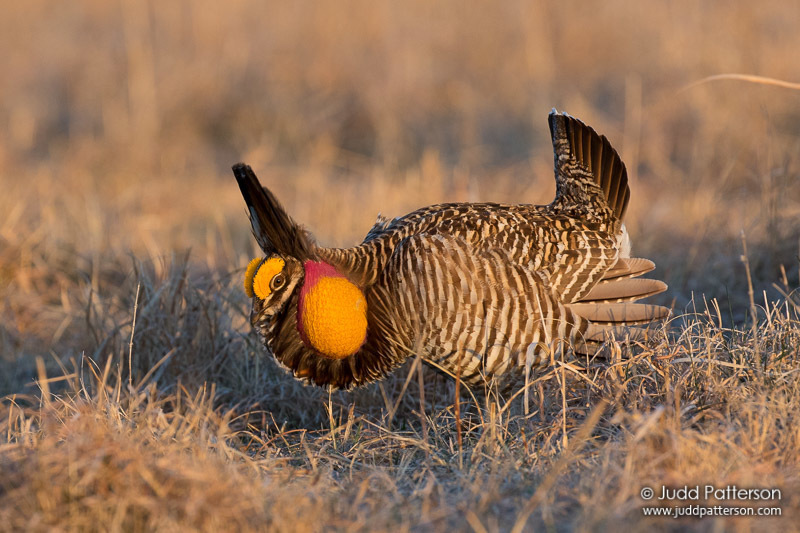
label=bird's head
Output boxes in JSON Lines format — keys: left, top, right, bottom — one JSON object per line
{"left": 235, "top": 164, "right": 367, "bottom": 360}
{"left": 243, "top": 254, "right": 304, "bottom": 322}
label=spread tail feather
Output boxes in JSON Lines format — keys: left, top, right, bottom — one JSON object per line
{"left": 549, "top": 110, "right": 630, "bottom": 221}
{"left": 570, "top": 300, "right": 669, "bottom": 355}
{"left": 569, "top": 302, "right": 670, "bottom": 325}
{"left": 579, "top": 278, "right": 667, "bottom": 303}
{"left": 569, "top": 254, "right": 669, "bottom": 356}
{"left": 600, "top": 257, "right": 655, "bottom": 282}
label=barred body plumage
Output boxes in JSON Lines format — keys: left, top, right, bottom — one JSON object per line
{"left": 234, "top": 110, "right": 668, "bottom": 390}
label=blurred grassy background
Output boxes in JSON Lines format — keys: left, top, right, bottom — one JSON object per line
{"left": 2, "top": 1, "right": 800, "bottom": 530}
{"left": 2, "top": 0, "right": 800, "bottom": 393}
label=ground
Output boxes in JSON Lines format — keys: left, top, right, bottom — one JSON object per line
{"left": 1, "top": 1, "right": 800, "bottom": 531}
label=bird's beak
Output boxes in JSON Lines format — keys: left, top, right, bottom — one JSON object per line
{"left": 250, "top": 306, "right": 267, "bottom": 327}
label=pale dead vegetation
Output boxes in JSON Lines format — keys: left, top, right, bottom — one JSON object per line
{"left": 2, "top": 0, "right": 800, "bottom": 531}
{"left": 2, "top": 261, "right": 800, "bottom": 531}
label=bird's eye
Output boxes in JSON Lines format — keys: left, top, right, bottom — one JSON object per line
{"left": 270, "top": 274, "right": 285, "bottom": 291}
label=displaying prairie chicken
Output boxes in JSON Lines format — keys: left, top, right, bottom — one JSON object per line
{"left": 235, "top": 110, "right": 668, "bottom": 390}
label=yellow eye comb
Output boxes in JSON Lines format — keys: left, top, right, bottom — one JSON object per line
{"left": 244, "top": 257, "right": 285, "bottom": 299}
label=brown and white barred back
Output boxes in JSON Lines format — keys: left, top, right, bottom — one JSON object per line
{"left": 234, "top": 110, "right": 669, "bottom": 390}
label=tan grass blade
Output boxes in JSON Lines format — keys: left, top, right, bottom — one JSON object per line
{"left": 681, "top": 73, "right": 800, "bottom": 92}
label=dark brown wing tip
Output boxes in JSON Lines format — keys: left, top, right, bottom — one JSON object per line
{"left": 232, "top": 162, "right": 254, "bottom": 183}
{"left": 231, "top": 162, "right": 314, "bottom": 259}
{"left": 232, "top": 162, "right": 250, "bottom": 174}
{"left": 232, "top": 163, "right": 260, "bottom": 211}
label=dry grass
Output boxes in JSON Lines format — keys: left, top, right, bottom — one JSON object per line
{"left": 2, "top": 0, "right": 800, "bottom": 531}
